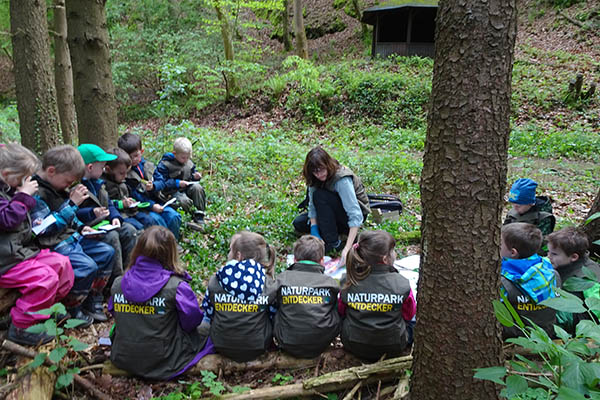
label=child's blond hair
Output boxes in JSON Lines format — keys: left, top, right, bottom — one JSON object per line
{"left": 42, "top": 145, "right": 85, "bottom": 178}
{"left": 230, "top": 231, "right": 276, "bottom": 277}
{"left": 173, "top": 137, "right": 192, "bottom": 154}
{"left": 0, "top": 143, "right": 41, "bottom": 185}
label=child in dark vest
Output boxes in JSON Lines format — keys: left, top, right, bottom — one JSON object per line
{"left": 339, "top": 230, "right": 416, "bottom": 362}
{"left": 103, "top": 148, "right": 168, "bottom": 231}
{"left": 109, "top": 226, "right": 213, "bottom": 380}
{"left": 504, "top": 178, "right": 555, "bottom": 236}
{"left": 76, "top": 144, "right": 140, "bottom": 307}
{"left": 0, "top": 143, "right": 74, "bottom": 345}
{"left": 273, "top": 235, "right": 340, "bottom": 358}
{"left": 547, "top": 227, "right": 600, "bottom": 335}
{"left": 201, "top": 231, "right": 276, "bottom": 362}
{"left": 31, "top": 145, "right": 115, "bottom": 327}
{"left": 117, "top": 133, "right": 182, "bottom": 240}
{"left": 153, "top": 137, "right": 207, "bottom": 231}
{"left": 500, "top": 223, "right": 559, "bottom": 339}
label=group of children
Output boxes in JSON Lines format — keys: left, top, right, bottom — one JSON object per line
{"left": 0, "top": 133, "right": 206, "bottom": 345}
{"left": 2, "top": 135, "right": 599, "bottom": 379}
{"left": 109, "top": 228, "right": 416, "bottom": 379}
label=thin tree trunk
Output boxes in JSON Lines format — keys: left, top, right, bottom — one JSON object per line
{"left": 65, "top": 0, "right": 118, "bottom": 148}
{"left": 293, "top": 0, "right": 308, "bottom": 59}
{"left": 582, "top": 188, "right": 600, "bottom": 257}
{"left": 411, "top": 0, "right": 518, "bottom": 398}
{"left": 281, "top": 0, "right": 292, "bottom": 52}
{"left": 351, "top": 0, "right": 367, "bottom": 37}
{"left": 10, "top": 0, "right": 61, "bottom": 153}
{"left": 213, "top": 0, "right": 238, "bottom": 98}
{"left": 53, "top": 0, "right": 77, "bottom": 145}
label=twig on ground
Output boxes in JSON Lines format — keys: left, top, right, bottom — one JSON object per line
{"left": 342, "top": 381, "right": 362, "bottom": 400}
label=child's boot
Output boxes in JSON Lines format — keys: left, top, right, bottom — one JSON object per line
{"left": 82, "top": 295, "right": 108, "bottom": 322}
{"left": 8, "top": 323, "right": 54, "bottom": 346}
{"left": 66, "top": 307, "right": 94, "bottom": 328}
{"left": 187, "top": 211, "right": 206, "bottom": 232}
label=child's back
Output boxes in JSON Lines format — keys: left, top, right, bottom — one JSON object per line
{"left": 504, "top": 178, "right": 555, "bottom": 236}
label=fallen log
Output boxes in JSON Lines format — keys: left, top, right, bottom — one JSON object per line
{"left": 4, "top": 365, "right": 55, "bottom": 400}
{"left": 104, "top": 348, "right": 357, "bottom": 376}
{"left": 1, "top": 339, "right": 110, "bottom": 400}
{"left": 216, "top": 356, "right": 412, "bottom": 400}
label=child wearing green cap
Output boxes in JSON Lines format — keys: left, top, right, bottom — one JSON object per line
{"left": 76, "top": 144, "right": 140, "bottom": 319}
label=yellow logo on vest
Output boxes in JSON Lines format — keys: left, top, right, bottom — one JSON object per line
{"left": 281, "top": 286, "right": 332, "bottom": 305}
{"left": 346, "top": 292, "right": 404, "bottom": 312}
{"left": 214, "top": 293, "right": 269, "bottom": 313}
{"left": 113, "top": 293, "right": 166, "bottom": 314}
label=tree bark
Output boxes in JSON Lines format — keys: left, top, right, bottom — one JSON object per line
{"left": 582, "top": 188, "right": 600, "bottom": 257}
{"left": 53, "top": 0, "right": 77, "bottom": 145}
{"left": 351, "top": 0, "right": 368, "bottom": 37}
{"left": 9, "top": 0, "right": 62, "bottom": 153}
{"left": 4, "top": 365, "right": 55, "bottom": 400}
{"left": 213, "top": 0, "right": 238, "bottom": 98}
{"left": 65, "top": 0, "right": 118, "bottom": 148}
{"left": 293, "top": 0, "right": 308, "bottom": 59}
{"left": 281, "top": 0, "right": 292, "bottom": 52}
{"left": 411, "top": 0, "right": 518, "bottom": 398}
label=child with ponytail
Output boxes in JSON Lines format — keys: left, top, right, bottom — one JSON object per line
{"left": 339, "top": 230, "right": 416, "bottom": 361}
{"left": 0, "top": 143, "right": 74, "bottom": 346}
{"left": 202, "top": 231, "right": 276, "bottom": 362}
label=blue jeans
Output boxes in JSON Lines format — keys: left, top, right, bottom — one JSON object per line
{"left": 160, "top": 206, "right": 182, "bottom": 240}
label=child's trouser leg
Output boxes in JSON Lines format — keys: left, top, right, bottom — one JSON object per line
{"left": 123, "top": 216, "right": 144, "bottom": 231}
{"left": 54, "top": 243, "right": 99, "bottom": 309}
{"left": 79, "top": 238, "right": 115, "bottom": 296}
{"left": 160, "top": 206, "right": 182, "bottom": 240}
{"left": 97, "top": 231, "right": 123, "bottom": 280}
{"left": 174, "top": 191, "right": 194, "bottom": 214}
{"left": 313, "top": 188, "right": 350, "bottom": 252}
{"left": 135, "top": 210, "right": 167, "bottom": 229}
{"left": 118, "top": 222, "right": 139, "bottom": 268}
{"left": 0, "top": 249, "right": 73, "bottom": 328}
{"left": 185, "top": 184, "right": 206, "bottom": 212}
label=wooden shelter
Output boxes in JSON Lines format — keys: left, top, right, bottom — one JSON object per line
{"left": 362, "top": 0, "right": 438, "bottom": 58}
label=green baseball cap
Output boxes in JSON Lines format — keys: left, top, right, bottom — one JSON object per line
{"left": 78, "top": 144, "right": 117, "bottom": 164}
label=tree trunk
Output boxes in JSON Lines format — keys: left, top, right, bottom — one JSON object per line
{"left": 9, "top": 0, "right": 62, "bottom": 154}
{"left": 281, "top": 0, "right": 292, "bottom": 52}
{"left": 411, "top": 0, "right": 518, "bottom": 398}
{"left": 351, "top": 0, "right": 368, "bottom": 37}
{"left": 582, "top": 188, "right": 600, "bottom": 257}
{"left": 213, "top": 0, "right": 238, "bottom": 98}
{"left": 65, "top": 0, "right": 118, "bottom": 148}
{"left": 293, "top": 0, "right": 308, "bottom": 59}
{"left": 53, "top": 0, "right": 77, "bottom": 145}
{"left": 5, "top": 365, "right": 56, "bottom": 400}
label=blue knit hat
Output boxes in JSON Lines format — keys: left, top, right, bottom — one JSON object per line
{"left": 508, "top": 178, "right": 537, "bottom": 205}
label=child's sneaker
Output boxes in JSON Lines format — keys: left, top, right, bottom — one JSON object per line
{"left": 8, "top": 323, "right": 53, "bottom": 346}
{"left": 82, "top": 295, "right": 108, "bottom": 322}
{"left": 187, "top": 211, "right": 206, "bottom": 232}
{"left": 67, "top": 307, "right": 94, "bottom": 328}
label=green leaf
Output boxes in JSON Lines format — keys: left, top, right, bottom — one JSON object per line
{"left": 556, "top": 386, "right": 587, "bottom": 400}
{"left": 67, "top": 367, "right": 80, "bottom": 375}
{"left": 561, "top": 356, "right": 586, "bottom": 393}
{"left": 581, "top": 362, "right": 600, "bottom": 388}
{"left": 515, "top": 354, "right": 542, "bottom": 372}
{"left": 563, "top": 277, "right": 596, "bottom": 292}
{"left": 64, "top": 319, "right": 87, "bottom": 329}
{"left": 554, "top": 325, "right": 571, "bottom": 342}
{"left": 49, "top": 365, "right": 58, "bottom": 372}
{"left": 68, "top": 338, "right": 89, "bottom": 352}
{"left": 565, "top": 341, "right": 591, "bottom": 357}
{"left": 232, "top": 386, "right": 251, "bottom": 393}
{"left": 29, "top": 353, "right": 46, "bottom": 369}
{"left": 575, "top": 320, "right": 600, "bottom": 342}
{"left": 584, "top": 212, "right": 600, "bottom": 225}
{"left": 48, "top": 347, "right": 68, "bottom": 363}
{"left": 56, "top": 373, "right": 74, "bottom": 389}
{"left": 473, "top": 366, "right": 507, "bottom": 385}
{"left": 585, "top": 297, "right": 600, "bottom": 312}
{"left": 29, "top": 307, "right": 54, "bottom": 316}
{"left": 593, "top": 240, "right": 600, "bottom": 246}
{"left": 509, "top": 360, "right": 529, "bottom": 373}
{"left": 44, "top": 319, "right": 58, "bottom": 336}
{"left": 581, "top": 267, "right": 598, "bottom": 281}
{"left": 493, "top": 300, "right": 515, "bottom": 327}
{"left": 50, "top": 303, "right": 67, "bottom": 316}
{"left": 504, "top": 375, "right": 528, "bottom": 398}
{"left": 541, "top": 290, "right": 586, "bottom": 313}
{"left": 25, "top": 323, "right": 47, "bottom": 334}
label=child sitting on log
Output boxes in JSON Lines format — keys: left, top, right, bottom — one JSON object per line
{"left": 201, "top": 231, "right": 276, "bottom": 362}
{"left": 339, "top": 230, "right": 416, "bottom": 362}
{"left": 0, "top": 143, "right": 74, "bottom": 346}
{"left": 109, "top": 226, "right": 213, "bottom": 380}
{"left": 273, "top": 235, "right": 341, "bottom": 358}
{"left": 500, "top": 223, "right": 559, "bottom": 339}
{"left": 547, "top": 227, "right": 600, "bottom": 335}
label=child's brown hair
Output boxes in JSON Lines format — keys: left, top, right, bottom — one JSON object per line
{"left": 42, "top": 145, "right": 85, "bottom": 178}
{"left": 128, "top": 226, "right": 185, "bottom": 276}
{"left": 293, "top": 235, "right": 325, "bottom": 263}
{"left": 346, "top": 230, "right": 396, "bottom": 287}
{"left": 106, "top": 147, "right": 132, "bottom": 169}
{"left": 230, "top": 231, "right": 276, "bottom": 277}
{"left": 302, "top": 146, "right": 340, "bottom": 186}
{"left": 501, "top": 223, "right": 542, "bottom": 259}
{"left": 547, "top": 227, "right": 589, "bottom": 259}
{"left": 0, "top": 143, "right": 40, "bottom": 184}
{"left": 117, "top": 133, "right": 142, "bottom": 155}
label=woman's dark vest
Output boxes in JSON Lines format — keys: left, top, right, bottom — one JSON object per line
{"left": 103, "top": 177, "right": 137, "bottom": 217}
{"left": 110, "top": 275, "right": 206, "bottom": 380}
{"left": 0, "top": 190, "right": 40, "bottom": 276}
{"left": 273, "top": 262, "right": 341, "bottom": 358}
{"left": 208, "top": 275, "right": 275, "bottom": 362}
{"left": 501, "top": 274, "right": 559, "bottom": 339}
{"left": 341, "top": 265, "right": 410, "bottom": 354}
{"left": 33, "top": 176, "right": 77, "bottom": 248}
{"left": 323, "top": 167, "right": 370, "bottom": 217}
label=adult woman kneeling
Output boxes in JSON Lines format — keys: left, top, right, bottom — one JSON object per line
{"left": 293, "top": 147, "right": 370, "bottom": 265}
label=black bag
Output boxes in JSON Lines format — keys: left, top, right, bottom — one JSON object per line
{"left": 368, "top": 194, "right": 403, "bottom": 214}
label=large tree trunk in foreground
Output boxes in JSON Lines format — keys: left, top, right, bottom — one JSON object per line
{"left": 66, "top": 0, "right": 118, "bottom": 148}
{"left": 293, "top": 0, "right": 308, "bottom": 59}
{"left": 411, "top": 0, "right": 518, "bottom": 398}
{"left": 10, "top": 0, "right": 61, "bottom": 153}
{"left": 582, "top": 188, "right": 600, "bottom": 257}
{"left": 53, "top": 0, "right": 78, "bottom": 145}
{"left": 281, "top": 0, "right": 293, "bottom": 52}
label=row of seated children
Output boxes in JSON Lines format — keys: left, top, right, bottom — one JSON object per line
{"left": 108, "top": 228, "right": 416, "bottom": 380}
{"left": 500, "top": 222, "right": 600, "bottom": 339}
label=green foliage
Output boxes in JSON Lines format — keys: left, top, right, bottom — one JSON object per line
{"left": 26, "top": 303, "right": 90, "bottom": 390}
{"left": 474, "top": 291, "right": 600, "bottom": 398}
{"left": 272, "top": 372, "right": 294, "bottom": 385}
{"left": 0, "top": 102, "right": 19, "bottom": 142}
{"left": 200, "top": 370, "right": 226, "bottom": 396}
